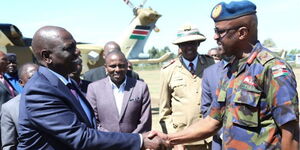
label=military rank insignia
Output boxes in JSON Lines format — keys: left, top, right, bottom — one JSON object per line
{"left": 212, "top": 4, "right": 222, "bottom": 19}
{"left": 272, "top": 65, "right": 288, "bottom": 78}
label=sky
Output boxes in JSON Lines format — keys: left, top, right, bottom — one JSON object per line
{"left": 1, "top": 0, "right": 300, "bottom": 54}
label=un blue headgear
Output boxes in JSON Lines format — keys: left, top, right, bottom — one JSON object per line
{"left": 211, "top": 0, "right": 256, "bottom": 22}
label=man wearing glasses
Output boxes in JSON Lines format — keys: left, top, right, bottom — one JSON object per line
{"left": 159, "top": 24, "right": 214, "bottom": 150}
{"left": 152, "top": 1, "right": 299, "bottom": 150}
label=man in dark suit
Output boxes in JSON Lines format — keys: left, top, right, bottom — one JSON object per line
{"left": 86, "top": 50, "right": 151, "bottom": 133}
{"left": 0, "top": 51, "right": 17, "bottom": 110}
{"left": 69, "top": 58, "right": 91, "bottom": 94}
{"left": 83, "top": 41, "right": 140, "bottom": 82}
{"left": 1, "top": 63, "right": 38, "bottom": 150}
{"left": 18, "top": 26, "right": 165, "bottom": 150}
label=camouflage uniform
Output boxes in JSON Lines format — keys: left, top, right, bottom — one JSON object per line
{"left": 209, "top": 42, "right": 299, "bottom": 149}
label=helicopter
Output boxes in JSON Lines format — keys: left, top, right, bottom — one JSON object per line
{"left": 0, "top": 0, "right": 171, "bottom": 73}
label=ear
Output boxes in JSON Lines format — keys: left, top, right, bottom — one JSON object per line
{"left": 238, "top": 27, "right": 249, "bottom": 40}
{"left": 41, "top": 49, "right": 52, "bottom": 64}
{"left": 19, "top": 79, "right": 25, "bottom": 86}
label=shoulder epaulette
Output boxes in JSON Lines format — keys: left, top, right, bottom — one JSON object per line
{"left": 162, "top": 59, "right": 176, "bottom": 69}
{"left": 256, "top": 50, "right": 275, "bottom": 65}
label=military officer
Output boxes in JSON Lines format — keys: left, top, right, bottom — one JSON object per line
{"left": 151, "top": 1, "right": 299, "bottom": 150}
{"left": 159, "top": 24, "right": 214, "bottom": 150}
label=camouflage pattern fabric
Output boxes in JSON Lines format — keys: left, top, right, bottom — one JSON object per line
{"left": 209, "top": 42, "right": 299, "bottom": 150}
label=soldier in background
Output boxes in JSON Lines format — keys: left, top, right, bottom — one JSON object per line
{"left": 159, "top": 24, "right": 214, "bottom": 150}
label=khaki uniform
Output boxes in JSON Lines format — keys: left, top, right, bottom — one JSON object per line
{"left": 159, "top": 55, "right": 214, "bottom": 148}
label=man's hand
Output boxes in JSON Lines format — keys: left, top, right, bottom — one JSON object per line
{"left": 142, "top": 131, "right": 169, "bottom": 150}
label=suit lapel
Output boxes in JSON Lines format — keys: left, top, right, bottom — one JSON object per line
{"left": 39, "top": 67, "right": 94, "bottom": 127}
{"left": 0, "top": 82, "right": 10, "bottom": 95}
{"left": 119, "top": 78, "right": 135, "bottom": 121}
{"left": 195, "top": 55, "right": 204, "bottom": 77}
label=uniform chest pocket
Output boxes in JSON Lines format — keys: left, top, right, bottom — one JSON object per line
{"left": 231, "top": 83, "right": 261, "bottom": 127}
{"left": 170, "top": 78, "right": 186, "bottom": 88}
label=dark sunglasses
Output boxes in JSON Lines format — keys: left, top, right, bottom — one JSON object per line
{"left": 214, "top": 25, "right": 243, "bottom": 37}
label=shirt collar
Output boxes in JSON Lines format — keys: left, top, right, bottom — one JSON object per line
{"left": 47, "top": 68, "right": 72, "bottom": 85}
{"left": 109, "top": 76, "right": 127, "bottom": 90}
{"left": 182, "top": 56, "right": 198, "bottom": 69}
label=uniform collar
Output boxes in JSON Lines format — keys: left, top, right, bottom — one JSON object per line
{"left": 181, "top": 55, "right": 199, "bottom": 69}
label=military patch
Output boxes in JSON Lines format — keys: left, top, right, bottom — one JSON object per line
{"left": 257, "top": 51, "right": 274, "bottom": 65}
{"left": 243, "top": 76, "right": 257, "bottom": 86}
{"left": 212, "top": 4, "right": 222, "bottom": 19}
{"left": 271, "top": 65, "right": 286, "bottom": 71}
{"left": 272, "top": 69, "right": 288, "bottom": 78}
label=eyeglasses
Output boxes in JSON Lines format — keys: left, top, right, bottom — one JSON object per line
{"left": 214, "top": 25, "right": 243, "bottom": 38}
{"left": 178, "top": 41, "right": 200, "bottom": 47}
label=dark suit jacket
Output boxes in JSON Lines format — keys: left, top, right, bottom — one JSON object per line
{"left": 86, "top": 77, "right": 151, "bottom": 133}
{"left": 0, "top": 77, "right": 17, "bottom": 112}
{"left": 18, "top": 66, "right": 140, "bottom": 150}
{"left": 83, "top": 66, "right": 140, "bottom": 82}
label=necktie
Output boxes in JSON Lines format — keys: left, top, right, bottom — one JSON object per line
{"left": 0, "top": 74, "right": 15, "bottom": 97}
{"left": 189, "top": 62, "right": 195, "bottom": 75}
{"left": 67, "top": 83, "right": 92, "bottom": 124}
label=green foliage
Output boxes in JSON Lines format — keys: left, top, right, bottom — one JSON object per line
{"left": 262, "top": 38, "right": 276, "bottom": 48}
{"left": 289, "top": 49, "right": 300, "bottom": 54}
{"left": 148, "top": 46, "right": 173, "bottom": 59}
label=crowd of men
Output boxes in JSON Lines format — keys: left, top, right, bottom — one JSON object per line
{"left": 0, "top": 0, "right": 298, "bottom": 150}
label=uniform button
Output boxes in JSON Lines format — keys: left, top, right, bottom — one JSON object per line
{"left": 173, "top": 124, "right": 178, "bottom": 128}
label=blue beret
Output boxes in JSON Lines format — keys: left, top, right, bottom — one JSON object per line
{"left": 211, "top": 0, "right": 256, "bottom": 22}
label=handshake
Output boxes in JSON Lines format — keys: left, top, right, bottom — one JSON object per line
{"left": 142, "top": 130, "right": 172, "bottom": 150}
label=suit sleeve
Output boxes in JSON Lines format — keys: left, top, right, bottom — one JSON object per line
{"left": 201, "top": 69, "right": 213, "bottom": 117}
{"left": 24, "top": 82, "right": 140, "bottom": 150}
{"left": 158, "top": 69, "right": 174, "bottom": 134}
{"left": 1, "top": 104, "right": 18, "bottom": 150}
{"left": 132, "top": 84, "right": 152, "bottom": 133}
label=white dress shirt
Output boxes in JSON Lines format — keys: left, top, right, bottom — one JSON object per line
{"left": 109, "top": 77, "right": 127, "bottom": 116}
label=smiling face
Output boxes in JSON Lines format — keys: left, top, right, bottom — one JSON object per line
{"left": 105, "top": 51, "right": 128, "bottom": 87}
{"left": 178, "top": 41, "right": 200, "bottom": 61}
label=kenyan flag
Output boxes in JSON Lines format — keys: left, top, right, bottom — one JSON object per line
{"left": 130, "top": 25, "right": 150, "bottom": 40}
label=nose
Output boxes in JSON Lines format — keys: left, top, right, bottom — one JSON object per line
{"left": 213, "top": 33, "right": 220, "bottom": 41}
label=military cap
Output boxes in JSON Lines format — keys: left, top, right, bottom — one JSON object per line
{"left": 172, "top": 24, "right": 206, "bottom": 45}
{"left": 6, "top": 53, "right": 17, "bottom": 62}
{"left": 211, "top": 0, "right": 256, "bottom": 22}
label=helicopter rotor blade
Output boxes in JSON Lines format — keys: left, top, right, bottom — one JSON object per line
{"left": 139, "top": 0, "right": 148, "bottom": 8}
{"left": 123, "top": 0, "right": 136, "bottom": 9}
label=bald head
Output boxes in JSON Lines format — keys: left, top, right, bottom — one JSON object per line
{"left": 18, "top": 63, "right": 39, "bottom": 86}
{"left": 31, "top": 26, "right": 74, "bottom": 63}
{"left": 103, "top": 41, "right": 121, "bottom": 59}
{"left": 226, "top": 14, "right": 258, "bottom": 44}
{"left": 105, "top": 50, "right": 127, "bottom": 64}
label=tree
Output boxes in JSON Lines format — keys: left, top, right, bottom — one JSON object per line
{"left": 148, "top": 46, "right": 159, "bottom": 58}
{"left": 262, "top": 38, "right": 276, "bottom": 48}
{"left": 289, "top": 49, "right": 300, "bottom": 54}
